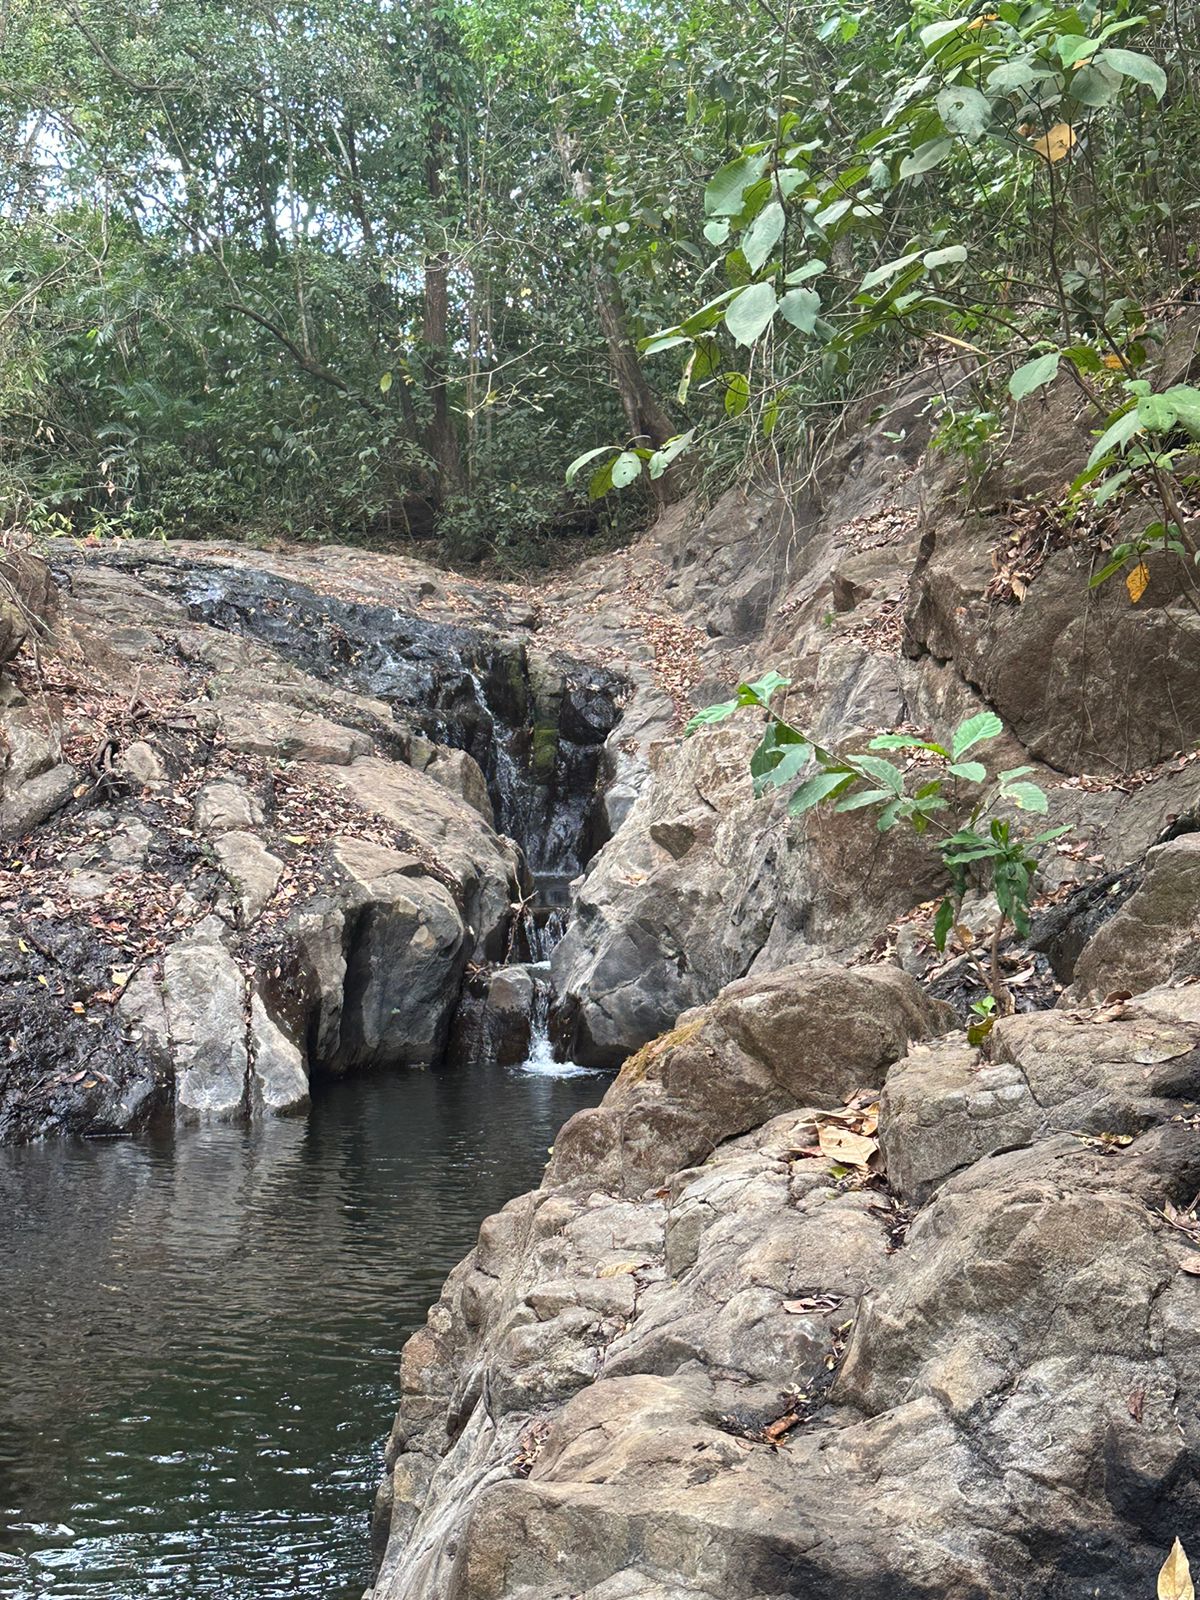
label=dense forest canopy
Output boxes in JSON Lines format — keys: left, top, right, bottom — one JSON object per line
{"left": 0, "top": 0, "right": 1196, "bottom": 565}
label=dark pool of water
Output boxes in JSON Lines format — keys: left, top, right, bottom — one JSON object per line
{"left": 0, "top": 1059, "right": 606, "bottom": 1600}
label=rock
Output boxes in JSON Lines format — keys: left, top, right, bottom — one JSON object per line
{"left": 546, "top": 961, "right": 952, "bottom": 1198}
{"left": 249, "top": 993, "right": 309, "bottom": 1114}
{"left": 117, "top": 739, "right": 167, "bottom": 788}
{"left": 161, "top": 927, "right": 249, "bottom": 1120}
{"left": 214, "top": 830, "right": 284, "bottom": 924}
{"left": 0, "top": 761, "right": 76, "bottom": 840}
{"left": 326, "top": 756, "right": 521, "bottom": 960}
{"left": 1065, "top": 833, "right": 1200, "bottom": 1004}
{"left": 328, "top": 837, "right": 467, "bottom": 1070}
{"left": 409, "top": 739, "right": 494, "bottom": 824}
{"left": 218, "top": 698, "right": 374, "bottom": 764}
{"left": 372, "top": 972, "right": 1200, "bottom": 1600}
{"left": 0, "top": 548, "right": 57, "bottom": 664}
{"left": 484, "top": 965, "right": 536, "bottom": 1066}
{"left": 906, "top": 501, "right": 1200, "bottom": 773}
{"left": 881, "top": 984, "right": 1200, "bottom": 1204}
{"left": 194, "top": 779, "right": 266, "bottom": 835}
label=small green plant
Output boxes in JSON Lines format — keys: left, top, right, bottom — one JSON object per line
{"left": 686, "top": 672, "right": 1070, "bottom": 1012}
{"left": 967, "top": 993, "right": 998, "bottom": 1045}
{"left": 927, "top": 398, "right": 1002, "bottom": 504}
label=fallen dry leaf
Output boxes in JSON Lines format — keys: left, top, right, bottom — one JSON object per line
{"left": 1030, "top": 121, "right": 1077, "bottom": 162}
{"left": 1127, "top": 562, "right": 1150, "bottom": 604}
{"left": 596, "top": 1260, "right": 647, "bottom": 1279}
{"left": 1159, "top": 1538, "right": 1195, "bottom": 1600}
{"left": 816, "top": 1122, "right": 878, "bottom": 1167}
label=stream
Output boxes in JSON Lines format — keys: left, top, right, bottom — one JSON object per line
{"left": 0, "top": 1055, "right": 605, "bottom": 1600}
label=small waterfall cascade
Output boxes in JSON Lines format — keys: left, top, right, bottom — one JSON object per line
{"left": 511, "top": 897, "right": 588, "bottom": 1076}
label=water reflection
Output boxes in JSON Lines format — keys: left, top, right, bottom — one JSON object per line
{"left": 0, "top": 1060, "right": 605, "bottom": 1599}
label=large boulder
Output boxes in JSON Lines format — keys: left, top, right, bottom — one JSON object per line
{"left": 372, "top": 972, "right": 1200, "bottom": 1600}
{"left": 1066, "top": 833, "right": 1200, "bottom": 1005}
{"left": 547, "top": 962, "right": 953, "bottom": 1196}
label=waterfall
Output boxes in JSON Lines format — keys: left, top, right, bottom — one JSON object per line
{"left": 512, "top": 903, "right": 592, "bottom": 1078}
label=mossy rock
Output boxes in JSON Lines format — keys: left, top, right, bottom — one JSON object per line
{"left": 530, "top": 722, "right": 559, "bottom": 783}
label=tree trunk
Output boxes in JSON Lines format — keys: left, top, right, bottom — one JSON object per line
{"left": 419, "top": 6, "right": 465, "bottom": 503}
{"left": 552, "top": 122, "right": 680, "bottom": 504}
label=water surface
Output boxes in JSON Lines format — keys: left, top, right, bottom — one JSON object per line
{"left": 0, "top": 1059, "right": 604, "bottom": 1600}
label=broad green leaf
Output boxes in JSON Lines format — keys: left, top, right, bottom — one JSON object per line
{"left": 566, "top": 445, "right": 615, "bottom": 485}
{"left": 588, "top": 457, "right": 615, "bottom": 500}
{"left": 933, "top": 896, "right": 955, "bottom": 952}
{"left": 1089, "top": 554, "right": 1132, "bottom": 588}
{"left": 761, "top": 742, "right": 813, "bottom": 789}
{"left": 742, "top": 201, "right": 785, "bottom": 275}
{"left": 936, "top": 85, "right": 993, "bottom": 138}
{"left": 900, "top": 138, "right": 954, "bottom": 178}
{"left": 1009, "top": 352, "right": 1060, "bottom": 400}
{"left": 648, "top": 428, "right": 695, "bottom": 480}
{"left": 869, "top": 734, "right": 950, "bottom": 756}
{"left": 788, "top": 769, "right": 853, "bottom": 816}
{"left": 640, "top": 332, "right": 690, "bottom": 355}
{"left": 1087, "top": 405, "right": 1143, "bottom": 468}
{"left": 1096, "top": 46, "right": 1167, "bottom": 100}
{"left": 834, "top": 787, "right": 894, "bottom": 811}
{"left": 379, "top": 370, "right": 394, "bottom": 393}
{"left": 861, "top": 251, "right": 923, "bottom": 292}
{"left": 684, "top": 700, "right": 739, "bottom": 735}
{"left": 923, "top": 245, "right": 967, "bottom": 270}
{"left": 1033, "top": 824, "right": 1074, "bottom": 844}
{"left": 724, "top": 372, "right": 750, "bottom": 417}
{"left": 1069, "top": 62, "right": 1123, "bottom": 108}
{"left": 1138, "top": 392, "right": 1179, "bottom": 431}
{"left": 919, "top": 16, "right": 968, "bottom": 49}
{"left": 987, "top": 57, "right": 1041, "bottom": 92}
{"left": 779, "top": 287, "right": 821, "bottom": 332}
{"left": 952, "top": 712, "right": 1003, "bottom": 758}
{"left": 784, "top": 260, "right": 825, "bottom": 284}
{"left": 724, "top": 283, "right": 778, "bottom": 347}
{"left": 705, "top": 151, "right": 770, "bottom": 217}
{"left": 611, "top": 450, "right": 642, "bottom": 489}
{"left": 1164, "top": 385, "right": 1200, "bottom": 437}
{"left": 703, "top": 219, "right": 731, "bottom": 246}
{"left": 739, "top": 671, "right": 791, "bottom": 705}
{"left": 851, "top": 754, "right": 905, "bottom": 794}
{"left": 1057, "top": 34, "right": 1099, "bottom": 68}
{"left": 948, "top": 760, "right": 987, "bottom": 782}
{"left": 1004, "top": 781, "right": 1049, "bottom": 812}
{"left": 877, "top": 796, "right": 908, "bottom": 830}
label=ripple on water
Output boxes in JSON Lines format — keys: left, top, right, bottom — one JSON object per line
{"left": 0, "top": 1060, "right": 606, "bottom": 1600}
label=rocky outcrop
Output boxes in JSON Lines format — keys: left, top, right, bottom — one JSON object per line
{"left": 550, "top": 377, "right": 1200, "bottom": 1066}
{"left": 370, "top": 950, "right": 1200, "bottom": 1600}
{"left": 0, "top": 552, "right": 570, "bottom": 1139}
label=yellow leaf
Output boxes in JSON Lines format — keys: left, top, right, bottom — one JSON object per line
{"left": 1102, "top": 353, "right": 1125, "bottom": 369}
{"left": 1030, "top": 123, "right": 1077, "bottom": 162}
{"left": 285, "top": 834, "right": 309, "bottom": 845}
{"left": 967, "top": 11, "right": 998, "bottom": 24}
{"left": 1159, "top": 1539, "right": 1194, "bottom": 1600}
{"left": 1127, "top": 562, "right": 1150, "bottom": 604}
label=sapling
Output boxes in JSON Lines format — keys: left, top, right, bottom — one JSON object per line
{"left": 686, "top": 673, "right": 1070, "bottom": 1018}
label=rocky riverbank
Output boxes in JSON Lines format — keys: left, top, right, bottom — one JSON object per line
{"left": 365, "top": 375, "right": 1200, "bottom": 1597}
{"left": 8, "top": 367, "right": 1200, "bottom": 1592}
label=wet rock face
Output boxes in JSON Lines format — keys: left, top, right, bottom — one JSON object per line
{"left": 83, "top": 555, "right": 626, "bottom": 882}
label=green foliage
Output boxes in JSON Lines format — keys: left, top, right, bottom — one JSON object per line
{"left": 688, "top": 675, "right": 1070, "bottom": 1009}
{"left": 568, "top": 0, "right": 1200, "bottom": 527}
